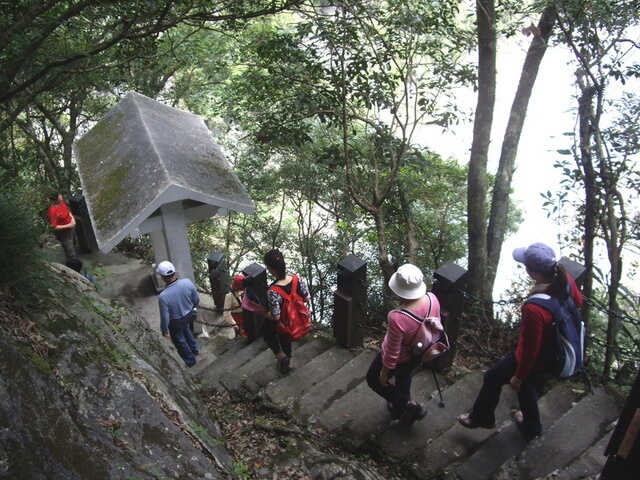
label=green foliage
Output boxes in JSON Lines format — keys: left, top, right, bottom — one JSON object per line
{"left": 1, "top": 1, "right": 306, "bottom": 194}
{"left": 390, "top": 150, "right": 469, "bottom": 272}
{"left": 0, "top": 183, "right": 50, "bottom": 303}
{"left": 231, "top": 462, "right": 252, "bottom": 479}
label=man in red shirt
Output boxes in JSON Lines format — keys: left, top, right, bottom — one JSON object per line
{"left": 47, "top": 192, "right": 77, "bottom": 262}
{"left": 457, "top": 242, "right": 583, "bottom": 441}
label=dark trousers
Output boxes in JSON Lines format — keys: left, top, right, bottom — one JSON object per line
{"left": 168, "top": 310, "right": 200, "bottom": 367}
{"left": 262, "top": 319, "right": 292, "bottom": 358}
{"left": 54, "top": 228, "right": 76, "bottom": 262}
{"left": 366, "top": 352, "right": 420, "bottom": 413}
{"left": 470, "top": 353, "right": 543, "bottom": 437}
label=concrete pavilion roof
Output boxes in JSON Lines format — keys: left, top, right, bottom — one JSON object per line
{"left": 73, "top": 91, "right": 255, "bottom": 253}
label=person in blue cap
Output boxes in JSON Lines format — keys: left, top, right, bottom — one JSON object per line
{"left": 457, "top": 242, "right": 583, "bottom": 440}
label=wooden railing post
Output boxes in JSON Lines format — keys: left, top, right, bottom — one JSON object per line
{"left": 207, "top": 251, "right": 229, "bottom": 313}
{"left": 69, "top": 193, "right": 98, "bottom": 254}
{"left": 333, "top": 254, "right": 366, "bottom": 348}
{"left": 241, "top": 262, "right": 268, "bottom": 343}
{"left": 432, "top": 261, "right": 468, "bottom": 371}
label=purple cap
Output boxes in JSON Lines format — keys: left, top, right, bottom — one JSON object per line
{"left": 512, "top": 242, "right": 556, "bottom": 273}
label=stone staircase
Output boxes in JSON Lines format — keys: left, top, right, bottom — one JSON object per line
{"left": 192, "top": 332, "right": 626, "bottom": 480}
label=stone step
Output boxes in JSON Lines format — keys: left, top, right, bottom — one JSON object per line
{"left": 315, "top": 366, "right": 448, "bottom": 453}
{"left": 190, "top": 334, "right": 242, "bottom": 375}
{"left": 192, "top": 334, "right": 623, "bottom": 479}
{"left": 262, "top": 343, "right": 361, "bottom": 412}
{"left": 220, "top": 347, "right": 276, "bottom": 400}
{"left": 407, "top": 375, "right": 519, "bottom": 476}
{"left": 225, "top": 335, "right": 336, "bottom": 399}
{"left": 195, "top": 337, "right": 268, "bottom": 393}
{"left": 293, "top": 349, "right": 377, "bottom": 425}
{"left": 454, "top": 381, "right": 579, "bottom": 480}
{"left": 499, "top": 386, "right": 625, "bottom": 479}
{"left": 377, "top": 370, "right": 484, "bottom": 459}
{"left": 539, "top": 422, "right": 616, "bottom": 480}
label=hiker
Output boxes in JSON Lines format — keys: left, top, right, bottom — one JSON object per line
{"left": 366, "top": 263, "right": 438, "bottom": 425}
{"left": 258, "top": 249, "right": 310, "bottom": 374}
{"left": 224, "top": 274, "right": 247, "bottom": 337}
{"left": 156, "top": 261, "right": 201, "bottom": 368}
{"left": 457, "top": 242, "right": 583, "bottom": 441}
{"left": 47, "top": 192, "right": 77, "bottom": 262}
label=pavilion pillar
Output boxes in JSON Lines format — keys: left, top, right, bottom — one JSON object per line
{"left": 150, "top": 231, "right": 169, "bottom": 268}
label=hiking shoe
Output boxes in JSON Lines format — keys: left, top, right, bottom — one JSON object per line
{"left": 514, "top": 410, "right": 523, "bottom": 425}
{"left": 514, "top": 411, "right": 540, "bottom": 442}
{"left": 399, "top": 401, "right": 427, "bottom": 426}
{"left": 279, "top": 356, "right": 291, "bottom": 375}
{"left": 457, "top": 413, "right": 496, "bottom": 429}
{"left": 387, "top": 402, "right": 403, "bottom": 420}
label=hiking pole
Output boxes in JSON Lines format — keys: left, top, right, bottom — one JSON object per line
{"left": 580, "top": 367, "right": 595, "bottom": 394}
{"left": 431, "top": 367, "right": 445, "bottom": 408}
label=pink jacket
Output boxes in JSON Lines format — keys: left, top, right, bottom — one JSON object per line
{"left": 381, "top": 292, "right": 441, "bottom": 369}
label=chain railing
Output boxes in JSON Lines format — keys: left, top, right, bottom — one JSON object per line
{"left": 192, "top": 286, "right": 239, "bottom": 331}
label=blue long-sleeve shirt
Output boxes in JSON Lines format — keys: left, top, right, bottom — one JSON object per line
{"left": 158, "top": 278, "right": 200, "bottom": 334}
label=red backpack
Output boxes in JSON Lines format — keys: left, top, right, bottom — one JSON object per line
{"left": 269, "top": 275, "right": 312, "bottom": 341}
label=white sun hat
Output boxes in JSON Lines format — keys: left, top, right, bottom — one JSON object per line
{"left": 388, "top": 263, "right": 427, "bottom": 300}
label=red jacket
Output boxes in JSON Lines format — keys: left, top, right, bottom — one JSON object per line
{"left": 514, "top": 274, "right": 583, "bottom": 381}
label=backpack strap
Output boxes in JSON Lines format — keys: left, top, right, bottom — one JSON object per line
{"left": 399, "top": 292, "right": 433, "bottom": 325}
{"left": 525, "top": 293, "right": 562, "bottom": 318}
{"left": 269, "top": 274, "right": 299, "bottom": 300}
{"left": 232, "top": 291, "right": 242, "bottom": 307}
{"left": 400, "top": 293, "right": 435, "bottom": 349}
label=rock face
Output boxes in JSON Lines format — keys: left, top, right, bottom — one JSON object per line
{"left": 0, "top": 264, "right": 232, "bottom": 479}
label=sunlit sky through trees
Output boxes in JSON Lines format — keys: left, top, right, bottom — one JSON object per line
{"left": 421, "top": 38, "right": 639, "bottom": 299}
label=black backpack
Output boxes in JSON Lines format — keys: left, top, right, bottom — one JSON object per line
{"left": 525, "top": 292, "right": 586, "bottom": 379}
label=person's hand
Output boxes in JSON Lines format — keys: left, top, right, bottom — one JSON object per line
{"left": 509, "top": 375, "right": 522, "bottom": 392}
{"left": 162, "top": 331, "right": 170, "bottom": 339}
{"left": 379, "top": 370, "right": 389, "bottom": 386}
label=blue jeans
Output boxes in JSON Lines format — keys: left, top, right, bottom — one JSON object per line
{"left": 469, "top": 353, "right": 543, "bottom": 437}
{"left": 366, "top": 352, "right": 420, "bottom": 413}
{"left": 168, "top": 310, "right": 199, "bottom": 367}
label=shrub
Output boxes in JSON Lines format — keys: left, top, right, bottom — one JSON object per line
{"left": 0, "top": 184, "right": 49, "bottom": 303}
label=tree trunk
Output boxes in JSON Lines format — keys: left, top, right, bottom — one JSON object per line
{"left": 398, "top": 183, "right": 419, "bottom": 264}
{"left": 486, "top": 5, "right": 557, "bottom": 300}
{"left": 467, "top": 0, "right": 496, "bottom": 298}
{"left": 576, "top": 80, "right": 598, "bottom": 362}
